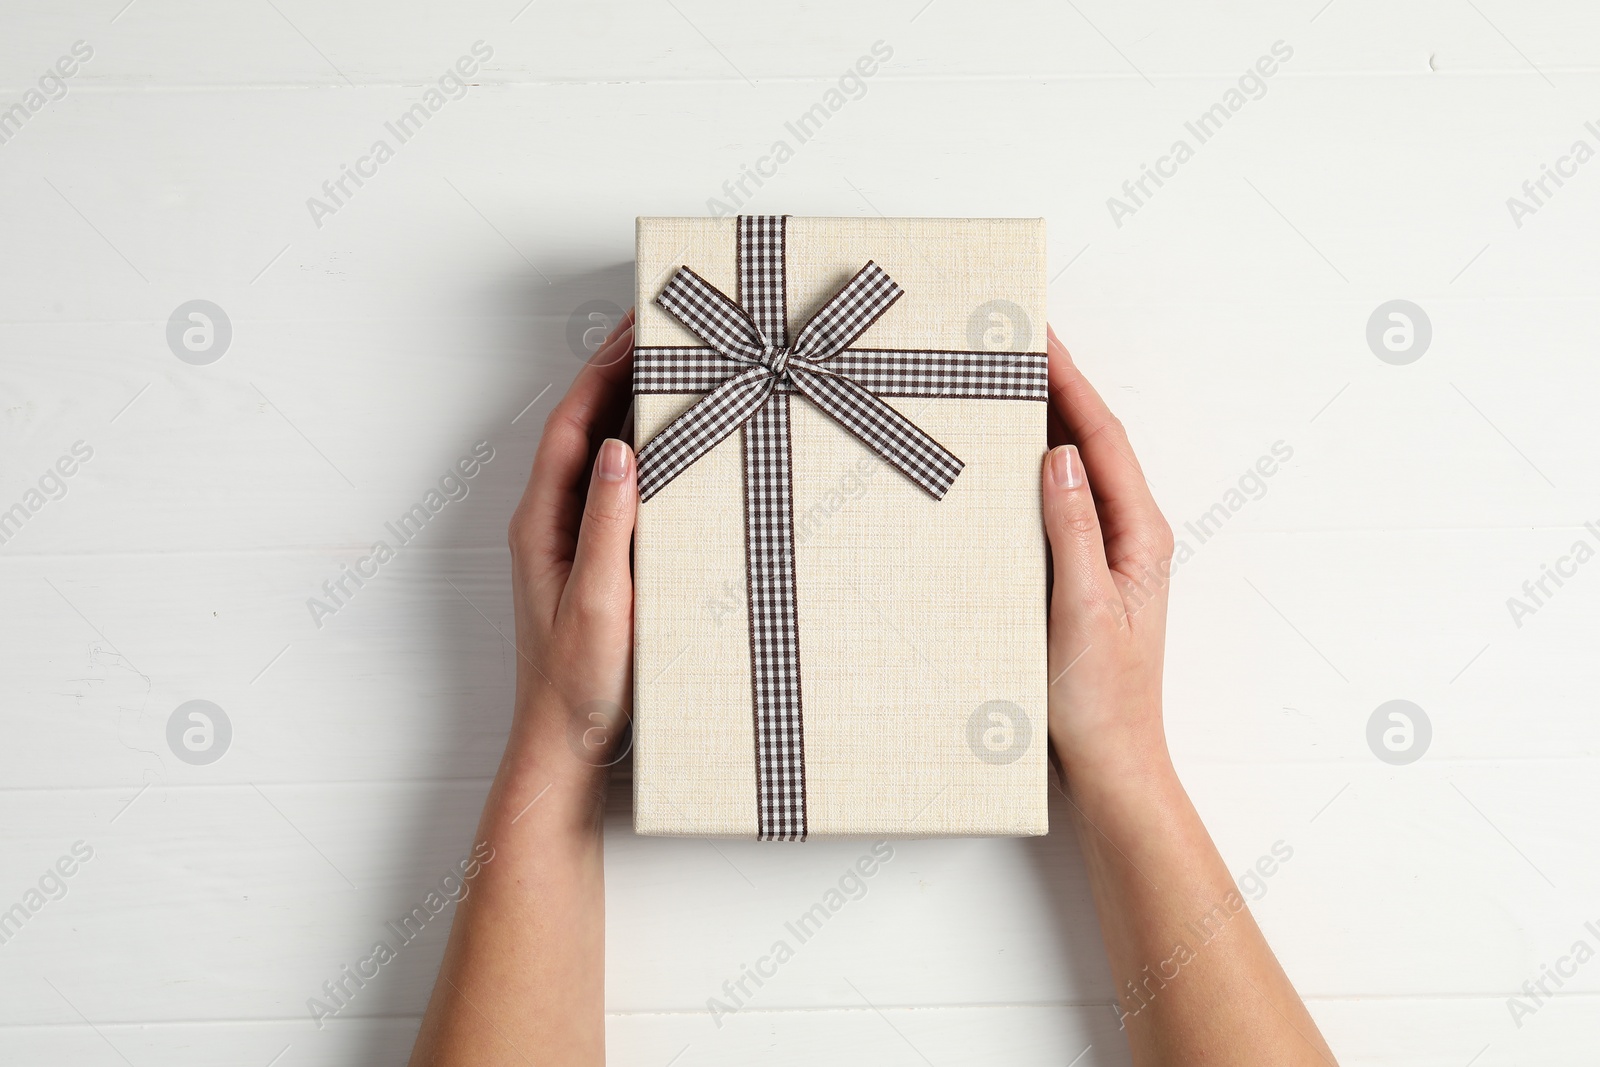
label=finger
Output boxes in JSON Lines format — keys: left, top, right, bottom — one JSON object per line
{"left": 1045, "top": 325, "right": 1172, "bottom": 571}
{"left": 512, "top": 315, "right": 635, "bottom": 568}
{"left": 1042, "top": 445, "right": 1121, "bottom": 632}
{"left": 562, "top": 438, "right": 637, "bottom": 625}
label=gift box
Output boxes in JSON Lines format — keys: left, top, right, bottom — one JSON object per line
{"left": 632, "top": 215, "right": 1049, "bottom": 839}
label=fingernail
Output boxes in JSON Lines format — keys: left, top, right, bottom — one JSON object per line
{"left": 597, "top": 439, "right": 629, "bottom": 482}
{"left": 1049, "top": 445, "right": 1082, "bottom": 489}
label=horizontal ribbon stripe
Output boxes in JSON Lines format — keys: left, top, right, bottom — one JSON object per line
{"left": 635, "top": 347, "right": 1049, "bottom": 401}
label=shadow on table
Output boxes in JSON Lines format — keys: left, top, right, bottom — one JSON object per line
{"left": 343, "top": 260, "right": 634, "bottom": 1066}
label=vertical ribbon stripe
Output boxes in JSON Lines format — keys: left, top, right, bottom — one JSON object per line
{"left": 739, "top": 215, "right": 806, "bottom": 841}
{"left": 743, "top": 392, "right": 806, "bottom": 841}
{"left": 739, "top": 214, "right": 788, "bottom": 347}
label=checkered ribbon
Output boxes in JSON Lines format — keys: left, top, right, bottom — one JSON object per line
{"left": 635, "top": 215, "right": 1046, "bottom": 840}
{"left": 637, "top": 262, "right": 966, "bottom": 503}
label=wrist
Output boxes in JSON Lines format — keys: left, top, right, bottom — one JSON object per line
{"left": 489, "top": 697, "right": 616, "bottom": 835}
{"left": 1053, "top": 731, "right": 1180, "bottom": 825}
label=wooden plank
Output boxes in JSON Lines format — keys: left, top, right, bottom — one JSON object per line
{"left": 5, "top": 0, "right": 1600, "bottom": 1061}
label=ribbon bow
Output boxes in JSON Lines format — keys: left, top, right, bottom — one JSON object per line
{"left": 635, "top": 262, "right": 963, "bottom": 502}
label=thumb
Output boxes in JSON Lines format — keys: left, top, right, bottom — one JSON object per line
{"left": 564, "top": 438, "right": 637, "bottom": 624}
{"left": 1042, "top": 445, "right": 1120, "bottom": 628}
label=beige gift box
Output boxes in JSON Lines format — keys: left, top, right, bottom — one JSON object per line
{"left": 632, "top": 215, "right": 1049, "bottom": 839}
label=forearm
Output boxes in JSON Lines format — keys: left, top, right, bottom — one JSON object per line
{"left": 407, "top": 320, "right": 634, "bottom": 1065}
{"left": 1063, "top": 744, "right": 1334, "bottom": 1066}
{"left": 410, "top": 705, "right": 609, "bottom": 1067}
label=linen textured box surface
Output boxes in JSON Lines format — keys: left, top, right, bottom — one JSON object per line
{"left": 632, "top": 215, "right": 1049, "bottom": 839}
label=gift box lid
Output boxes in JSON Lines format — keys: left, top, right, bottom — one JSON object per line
{"left": 631, "top": 215, "right": 1049, "bottom": 840}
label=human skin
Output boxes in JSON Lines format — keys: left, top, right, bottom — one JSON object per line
{"left": 407, "top": 315, "right": 1337, "bottom": 1066}
{"left": 1040, "top": 325, "right": 1336, "bottom": 1065}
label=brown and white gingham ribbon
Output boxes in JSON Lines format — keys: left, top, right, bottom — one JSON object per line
{"left": 638, "top": 262, "right": 965, "bottom": 502}
{"left": 635, "top": 215, "right": 1047, "bottom": 841}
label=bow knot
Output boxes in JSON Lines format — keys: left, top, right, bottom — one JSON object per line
{"left": 762, "top": 343, "right": 791, "bottom": 379}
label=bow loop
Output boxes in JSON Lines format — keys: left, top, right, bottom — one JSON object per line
{"left": 789, "top": 261, "right": 903, "bottom": 362}
{"left": 655, "top": 266, "right": 768, "bottom": 365}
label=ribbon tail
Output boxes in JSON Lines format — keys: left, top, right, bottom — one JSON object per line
{"left": 636, "top": 366, "right": 777, "bottom": 502}
{"left": 788, "top": 369, "right": 964, "bottom": 500}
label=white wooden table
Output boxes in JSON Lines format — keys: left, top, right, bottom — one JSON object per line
{"left": 3, "top": 2, "right": 1596, "bottom": 1063}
